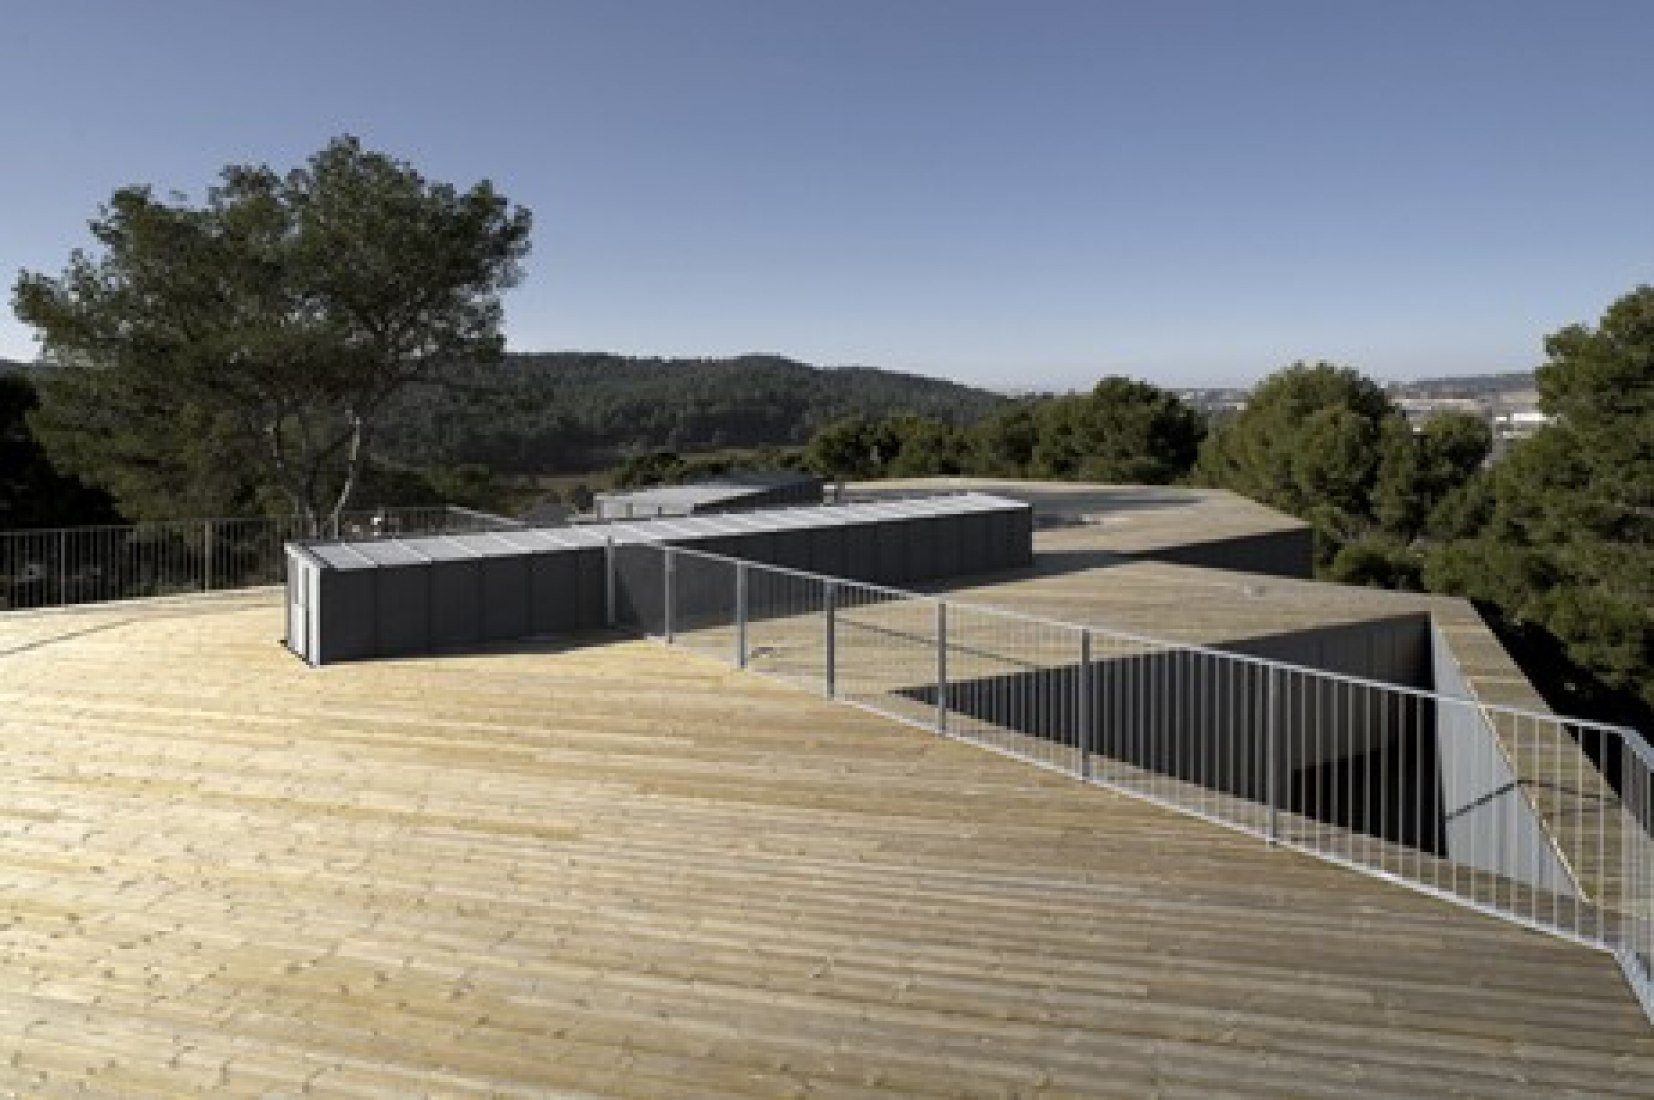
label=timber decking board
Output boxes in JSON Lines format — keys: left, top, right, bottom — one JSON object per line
{"left": 928, "top": 537, "right": 1635, "bottom": 911}
{"left": 0, "top": 593, "right": 1650, "bottom": 1096}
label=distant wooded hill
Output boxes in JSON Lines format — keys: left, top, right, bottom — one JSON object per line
{"left": 375, "top": 352, "right": 1010, "bottom": 473}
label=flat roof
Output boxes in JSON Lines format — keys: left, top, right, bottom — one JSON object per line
{"left": 597, "top": 471, "right": 821, "bottom": 510}
{"left": 293, "top": 493, "right": 1030, "bottom": 570}
{"left": 1, "top": 593, "right": 1649, "bottom": 1093}
{"left": 850, "top": 477, "right": 1310, "bottom": 555}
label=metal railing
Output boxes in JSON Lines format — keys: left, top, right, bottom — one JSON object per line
{"left": 0, "top": 505, "right": 515, "bottom": 611}
{"left": 611, "top": 539, "right": 1654, "bottom": 1024}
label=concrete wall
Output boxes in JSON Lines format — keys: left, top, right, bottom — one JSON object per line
{"left": 1431, "top": 622, "right": 1576, "bottom": 896}
{"left": 910, "top": 614, "right": 1443, "bottom": 849}
{"left": 1129, "top": 528, "right": 1315, "bottom": 581}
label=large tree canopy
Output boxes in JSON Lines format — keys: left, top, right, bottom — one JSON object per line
{"left": 0, "top": 373, "right": 120, "bottom": 530}
{"left": 802, "top": 377, "right": 1203, "bottom": 485}
{"left": 1195, "top": 361, "right": 1402, "bottom": 557}
{"left": 1026, "top": 376, "right": 1205, "bottom": 484}
{"left": 1426, "top": 285, "right": 1654, "bottom": 714}
{"left": 12, "top": 136, "right": 532, "bottom": 527}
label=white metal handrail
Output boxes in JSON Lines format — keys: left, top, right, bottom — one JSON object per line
{"left": 0, "top": 505, "right": 509, "bottom": 612}
{"left": 610, "top": 539, "right": 1654, "bottom": 1025}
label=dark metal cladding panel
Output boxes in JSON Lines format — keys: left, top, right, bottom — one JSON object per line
{"left": 934, "top": 514, "right": 963, "bottom": 578}
{"left": 672, "top": 546, "right": 735, "bottom": 632}
{"left": 612, "top": 543, "right": 663, "bottom": 634}
{"left": 721, "top": 530, "right": 777, "bottom": 572}
{"left": 479, "top": 556, "right": 531, "bottom": 641}
{"left": 901, "top": 516, "right": 933, "bottom": 583}
{"left": 981, "top": 508, "right": 1009, "bottom": 571}
{"left": 980, "top": 506, "right": 1028, "bottom": 571}
{"left": 573, "top": 547, "right": 608, "bottom": 629}
{"left": 956, "top": 511, "right": 989, "bottom": 575}
{"left": 430, "top": 560, "right": 484, "bottom": 648}
{"left": 840, "top": 519, "right": 878, "bottom": 583}
{"left": 767, "top": 528, "right": 812, "bottom": 571}
{"left": 1006, "top": 503, "right": 1035, "bottom": 567}
{"left": 874, "top": 520, "right": 905, "bottom": 584}
{"left": 529, "top": 551, "right": 580, "bottom": 634}
{"left": 374, "top": 565, "right": 432, "bottom": 656}
{"left": 690, "top": 535, "right": 738, "bottom": 561}
{"left": 316, "top": 568, "right": 377, "bottom": 664}
{"left": 811, "top": 523, "right": 849, "bottom": 578}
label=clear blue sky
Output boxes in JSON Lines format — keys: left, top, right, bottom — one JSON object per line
{"left": 2, "top": 1, "right": 1651, "bottom": 389}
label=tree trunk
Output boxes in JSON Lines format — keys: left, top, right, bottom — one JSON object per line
{"left": 327, "top": 410, "right": 366, "bottom": 534}
{"left": 265, "top": 417, "right": 323, "bottom": 537}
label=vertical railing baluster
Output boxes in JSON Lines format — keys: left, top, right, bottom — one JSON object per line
{"left": 735, "top": 561, "right": 748, "bottom": 669}
{"left": 1266, "top": 665, "right": 1280, "bottom": 843}
{"left": 604, "top": 536, "right": 617, "bottom": 627}
{"left": 1077, "top": 630, "right": 1093, "bottom": 781}
{"left": 935, "top": 601, "right": 948, "bottom": 734}
{"left": 662, "top": 546, "right": 675, "bottom": 642}
{"left": 823, "top": 580, "right": 836, "bottom": 698}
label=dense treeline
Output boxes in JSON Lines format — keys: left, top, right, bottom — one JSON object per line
{"left": 1422, "top": 287, "right": 1654, "bottom": 725}
{"left": 5, "top": 351, "right": 1006, "bottom": 522}
{"left": 1186, "top": 292, "right": 1653, "bottom": 726}
{"left": 8, "top": 290, "right": 1649, "bottom": 726}
{"left": 0, "top": 373, "right": 121, "bottom": 529}
{"left": 794, "top": 377, "right": 1206, "bottom": 484}
{"left": 777, "top": 287, "right": 1652, "bottom": 726}
{"left": 374, "top": 352, "right": 1009, "bottom": 473}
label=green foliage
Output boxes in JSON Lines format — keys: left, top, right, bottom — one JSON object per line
{"left": 1325, "top": 535, "right": 1422, "bottom": 590}
{"left": 615, "top": 450, "right": 690, "bottom": 489}
{"left": 967, "top": 401, "right": 1041, "bottom": 476}
{"left": 0, "top": 373, "right": 121, "bottom": 529}
{"left": 1424, "top": 286, "right": 1654, "bottom": 712}
{"left": 376, "top": 353, "right": 1007, "bottom": 475}
{"left": 883, "top": 416, "right": 968, "bottom": 477}
{"left": 615, "top": 446, "right": 807, "bottom": 490}
{"left": 1373, "top": 412, "right": 1492, "bottom": 541}
{"left": 421, "top": 464, "right": 517, "bottom": 514}
{"left": 1196, "top": 362, "right": 1401, "bottom": 560}
{"left": 801, "top": 377, "right": 1203, "bottom": 485}
{"left": 804, "top": 416, "right": 885, "bottom": 480}
{"left": 12, "top": 136, "right": 532, "bottom": 528}
{"left": 1026, "top": 377, "right": 1205, "bottom": 483}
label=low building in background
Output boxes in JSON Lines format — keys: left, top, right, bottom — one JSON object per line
{"left": 592, "top": 471, "right": 823, "bottom": 519}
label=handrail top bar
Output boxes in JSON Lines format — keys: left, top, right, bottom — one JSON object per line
{"left": 653, "top": 538, "right": 1645, "bottom": 742}
{"left": 0, "top": 505, "right": 459, "bottom": 540}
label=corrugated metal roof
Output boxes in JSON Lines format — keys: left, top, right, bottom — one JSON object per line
{"left": 291, "top": 493, "right": 1027, "bottom": 572}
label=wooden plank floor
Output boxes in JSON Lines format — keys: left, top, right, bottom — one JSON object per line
{"left": 1, "top": 592, "right": 1651, "bottom": 1097}
{"left": 933, "top": 546, "right": 1641, "bottom": 909}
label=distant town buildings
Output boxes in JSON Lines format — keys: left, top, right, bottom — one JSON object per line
{"left": 1177, "top": 374, "right": 1554, "bottom": 462}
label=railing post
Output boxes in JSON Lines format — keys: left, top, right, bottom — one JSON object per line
{"left": 604, "top": 536, "right": 617, "bottom": 627}
{"left": 823, "top": 581, "right": 837, "bottom": 697}
{"left": 936, "top": 601, "right": 949, "bottom": 733}
{"left": 58, "top": 529, "right": 67, "bottom": 607}
{"left": 735, "top": 562, "right": 749, "bottom": 669}
{"left": 1077, "top": 630, "right": 1093, "bottom": 780}
{"left": 1266, "top": 665, "right": 1280, "bottom": 843}
{"left": 662, "top": 546, "right": 675, "bottom": 643}
{"left": 202, "top": 521, "right": 213, "bottom": 592}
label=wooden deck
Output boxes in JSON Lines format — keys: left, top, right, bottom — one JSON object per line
{"left": 1, "top": 592, "right": 1652, "bottom": 1096}
{"left": 932, "top": 531, "right": 1640, "bottom": 916}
